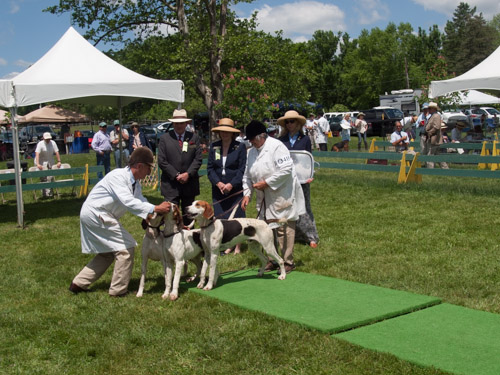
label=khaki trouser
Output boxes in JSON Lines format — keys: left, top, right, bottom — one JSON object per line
{"left": 274, "top": 221, "right": 296, "bottom": 265}
{"left": 72, "top": 248, "right": 135, "bottom": 296}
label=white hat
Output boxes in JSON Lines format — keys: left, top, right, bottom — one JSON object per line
{"left": 43, "top": 132, "right": 52, "bottom": 140}
{"left": 168, "top": 109, "right": 191, "bottom": 123}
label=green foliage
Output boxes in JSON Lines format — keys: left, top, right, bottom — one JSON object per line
{"left": 215, "top": 66, "right": 277, "bottom": 125}
{"left": 420, "top": 55, "right": 459, "bottom": 107}
{"left": 442, "top": 2, "right": 497, "bottom": 76}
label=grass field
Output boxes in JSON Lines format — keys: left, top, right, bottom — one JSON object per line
{"left": 1, "top": 143, "right": 498, "bottom": 374}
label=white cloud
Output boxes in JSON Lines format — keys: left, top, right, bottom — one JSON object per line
{"left": 10, "top": 1, "right": 20, "bottom": 14}
{"left": 2, "top": 71, "right": 20, "bottom": 79}
{"left": 412, "top": 0, "right": 500, "bottom": 19}
{"left": 249, "top": 1, "right": 345, "bottom": 40}
{"left": 14, "top": 59, "right": 32, "bottom": 68}
{"left": 354, "top": 0, "right": 390, "bottom": 25}
{"left": 0, "top": 58, "right": 7, "bottom": 66}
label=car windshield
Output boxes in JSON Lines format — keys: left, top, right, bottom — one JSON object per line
{"left": 34, "top": 126, "right": 52, "bottom": 133}
{"left": 485, "top": 108, "right": 500, "bottom": 115}
{"left": 142, "top": 128, "right": 155, "bottom": 134}
{"left": 385, "top": 109, "right": 404, "bottom": 118}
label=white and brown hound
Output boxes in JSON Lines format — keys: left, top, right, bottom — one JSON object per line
{"left": 136, "top": 205, "right": 202, "bottom": 300}
{"left": 186, "top": 200, "right": 286, "bottom": 291}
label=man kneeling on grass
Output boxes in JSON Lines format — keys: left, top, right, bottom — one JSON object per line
{"left": 69, "top": 147, "right": 171, "bottom": 297}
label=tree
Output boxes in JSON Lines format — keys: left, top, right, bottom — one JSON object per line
{"left": 46, "top": 0, "right": 256, "bottom": 127}
{"left": 442, "top": 2, "right": 497, "bottom": 75}
{"left": 489, "top": 13, "right": 500, "bottom": 46}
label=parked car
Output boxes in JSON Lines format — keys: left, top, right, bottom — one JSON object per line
{"left": 441, "top": 108, "right": 470, "bottom": 129}
{"left": 358, "top": 107, "right": 404, "bottom": 137}
{"left": 329, "top": 114, "right": 343, "bottom": 134}
{"left": 465, "top": 107, "right": 500, "bottom": 126}
{"left": 156, "top": 121, "right": 173, "bottom": 132}
{"left": 142, "top": 125, "right": 161, "bottom": 151}
{"left": 19, "top": 125, "right": 57, "bottom": 143}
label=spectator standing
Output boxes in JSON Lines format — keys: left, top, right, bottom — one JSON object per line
{"left": 69, "top": 147, "right": 172, "bottom": 297}
{"left": 417, "top": 103, "right": 430, "bottom": 155}
{"left": 91, "top": 122, "right": 112, "bottom": 179}
{"left": 277, "top": 110, "right": 319, "bottom": 248}
{"left": 305, "top": 113, "right": 317, "bottom": 150}
{"left": 354, "top": 112, "right": 368, "bottom": 151}
{"left": 340, "top": 113, "right": 352, "bottom": 151}
{"left": 35, "top": 132, "right": 62, "bottom": 197}
{"left": 109, "top": 120, "right": 130, "bottom": 168}
{"left": 402, "top": 115, "right": 417, "bottom": 140}
{"left": 425, "top": 102, "right": 446, "bottom": 169}
{"left": 128, "top": 122, "right": 152, "bottom": 153}
{"left": 207, "top": 118, "right": 247, "bottom": 255}
{"left": 241, "top": 120, "right": 306, "bottom": 274}
{"left": 315, "top": 112, "right": 330, "bottom": 151}
{"left": 158, "top": 109, "right": 203, "bottom": 225}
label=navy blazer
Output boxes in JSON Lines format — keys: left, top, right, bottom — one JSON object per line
{"left": 128, "top": 130, "right": 152, "bottom": 154}
{"left": 278, "top": 133, "right": 312, "bottom": 152}
{"left": 207, "top": 140, "right": 246, "bottom": 189}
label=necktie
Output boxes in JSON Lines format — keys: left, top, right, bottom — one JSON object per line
{"left": 178, "top": 135, "right": 182, "bottom": 147}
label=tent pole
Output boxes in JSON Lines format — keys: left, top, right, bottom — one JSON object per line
{"left": 10, "top": 107, "right": 24, "bottom": 228}
{"left": 118, "top": 97, "right": 123, "bottom": 164}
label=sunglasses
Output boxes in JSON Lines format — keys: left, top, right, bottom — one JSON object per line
{"left": 284, "top": 119, "right": 296, "bottom": 124}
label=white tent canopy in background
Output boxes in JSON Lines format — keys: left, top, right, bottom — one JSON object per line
{"left": 429, "top": 45, "right": 500, "bottom": 98}
{"left": 0, "top": 27, "right": 184, "bottom": 107}
{"left": 457, "top": 90, "right": 500, "bottom": 106}
{"left": 0, "top": 26, "right": 184, "bottom": 227}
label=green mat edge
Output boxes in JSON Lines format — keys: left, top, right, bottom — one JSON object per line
{"left": 183, "top": 269, "right": 443, "bottom": 334}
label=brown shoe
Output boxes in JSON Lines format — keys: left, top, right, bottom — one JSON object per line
{"left": 69, "top": 282, "right": 89, "bottom": 294}
{"left": 110, "top": 291, "right": 129, "bottom": 298}
{"left": 264, "top": 260, "right": 278, "bottom": 272}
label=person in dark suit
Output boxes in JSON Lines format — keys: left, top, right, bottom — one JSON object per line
{"left": 158, "top": 109, "right": 203, "bottom": 225}
{"left": 207, "top": 118, "right": 247, "bottom": 254}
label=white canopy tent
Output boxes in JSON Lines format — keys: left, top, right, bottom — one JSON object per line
{"left": 457, "top": 90, "right": 500, "bottom": 106}
{"left": 0, "top": 27, "right": 184, "bottom": 227}
{"left": 429, "top": 45, "right": 500, "bottom": 98}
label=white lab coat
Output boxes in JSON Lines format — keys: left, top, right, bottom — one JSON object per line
{"left": 315, "top": 117, "right": 330, "bottom": 144}
{"left": 243, "top": 137, "right": 306, "bottom": 229}
{"left": 80, "top": 167, "right": 154, "bottom": 254}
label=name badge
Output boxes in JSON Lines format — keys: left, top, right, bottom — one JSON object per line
{"left": 215, "top": 149, "right": 221, "bottom": 160}
{"left": 182, "top": 141, "right": 188, "bottom": 152}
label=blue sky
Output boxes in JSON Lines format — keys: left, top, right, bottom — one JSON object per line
{"left": 1, "top": 0, "right": 499, "bottom": 79}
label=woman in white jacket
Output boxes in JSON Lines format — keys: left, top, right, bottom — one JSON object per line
{"left": 241, "top": 120, "right": 306, "bottom": 274}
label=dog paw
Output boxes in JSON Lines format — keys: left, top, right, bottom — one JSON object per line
{"left": 203, "top": 284, "right": 213, "bottom": 291}
{"left": 196, "top": 281, "right": 205, "bottom": 289}
{"left": 278, "top": 274, "right": 286, "bottom": 280}
{"left": 169, "top": 294, "right": 178, "bottom": 301}
{"left": 161, "top": 293, "right": 169, "bottom": 300}
{"left": 185, "top": 275, "right": 196, "bottom": 283}
{"left": 136, "top": 292, "right": 143, "bottom": 297}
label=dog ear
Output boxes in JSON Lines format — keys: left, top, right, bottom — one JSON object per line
{"left": 141, "top": 219, "right": 148, "bottom": 230}
{"left": 202, "top": 201, "right": 214, "bottom": 219}
{"left": 173, "top": 204, "right": 183, "bottom": 228}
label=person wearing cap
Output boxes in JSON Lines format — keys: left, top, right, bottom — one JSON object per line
{"left": 424, "top": 102, "right": 444, "bottom": 168}
{"left": 417, "top": 102, "right": 430, "bottom": 155}
{"left": 128, "top": 122, "right": 152, "bottom": 154}
{"left": 207, "top": 118, "right": 247, "bottom": 255}
{"left": 451, "top": 121, "right": 467, "bottom": 143}
{"left": 69, "top": 147, "right": 172, "bottom": 297}
{"left": 91, "top": 122, "right": 112, "bottom": 179}
{"left": 34, "top": 132, "right": 62, "bottom": 197}
{"left": 277, "top": 110, "right": 319, "bottom": 249}
{"left": 158, "top": 109, "right": 202, "bottom": 225}
{"left": 241, "top": 120, "right": 306, "bottom": 274}
{"left": 354, "top": 112, "right": 368, "bottom": 151}
{"left": 109, "top": 119, "right": 130, "bottom": 168}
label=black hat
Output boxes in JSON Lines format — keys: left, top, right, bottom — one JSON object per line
{"left": 129, "top": 147, "right": 154, "bottom": 167}
{"left": 245, "top": 120, "right": 267, "bottom": 141}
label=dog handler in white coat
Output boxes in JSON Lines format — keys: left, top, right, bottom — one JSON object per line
{"left": 241, "top": 120, "right": 306, "bottom": 274}
{"left": 69, "top": 147, "right": 171, "bottom": 297}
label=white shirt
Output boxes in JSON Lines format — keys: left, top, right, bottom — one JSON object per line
{"left": 355, "top": 119, "right": 368, "bottom": 134}
{"left": 243, "top": 137, "right": 305, "bottom": 228}
{"left": 109, "top": 128, "right": 129, "bottom": 149}
{"left": 315, "top": 116, "right": 330, "bottom": 144}
{"left": 390, "top": 130, "right": 410, "bottom": 152}
{"left": 80, "top": 167, "right": 154, "bottom": 254}
{"left": 35, "top": 140, "right": 59, "bottom": 165}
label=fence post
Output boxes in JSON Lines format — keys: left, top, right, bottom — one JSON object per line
{"left": 478, "top": 141, "right": 489, "bottom": 170}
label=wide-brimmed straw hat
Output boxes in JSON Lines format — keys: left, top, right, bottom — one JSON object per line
{"left": 441, "top": 121, "right": 448, "bottom": 129}
{"left": 357, "top": 112, "right": 365, "bottom": 118}
{"left": 168, "top": 109, "right": 191, "bottom": 123}
{"left": 277, "top": 110, "right": 306, "bottom": 127}
{"left": 428, "top": 102, "right": 440, "bottom": 110}
{"left": 211, "top": 118, "right": 240, "bottom": 133}
{"left": 456, "top": 121, "right": 467, "bottom": 128}
{"left": 340, "top": 121, "right": 351, "bottom": 130}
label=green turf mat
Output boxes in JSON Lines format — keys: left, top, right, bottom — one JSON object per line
{"left": 186, "top": 269, "right": 441, "bottom": 333}
{"left": 334, "top": 303, "right": 500, "bottom": 375}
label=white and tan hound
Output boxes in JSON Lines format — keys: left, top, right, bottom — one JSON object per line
{"left": 186, "top": 200, "right": 286, "bottom": 291}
